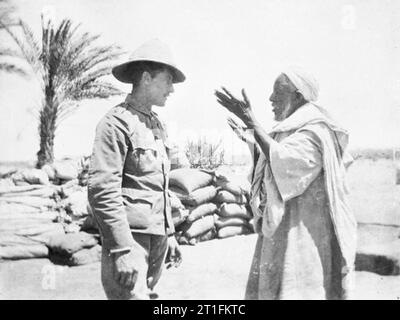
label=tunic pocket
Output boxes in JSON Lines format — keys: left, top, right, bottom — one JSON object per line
{"left": 125, "top": 132, "right": 161, "bottom": 175}
{"left": 123, "top": 196, "right": 154, "bottom": 230}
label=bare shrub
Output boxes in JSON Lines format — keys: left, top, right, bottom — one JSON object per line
{"left": 184, "top": 137, "right": 225, "bottom": 170}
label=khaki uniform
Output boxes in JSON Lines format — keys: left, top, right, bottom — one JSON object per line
{"left": 88, "top": 94, "right": 175, "bottom": 299}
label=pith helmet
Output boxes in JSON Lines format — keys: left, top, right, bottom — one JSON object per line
{"left": 112, "top": 39, "right": 186, "bottom": 84}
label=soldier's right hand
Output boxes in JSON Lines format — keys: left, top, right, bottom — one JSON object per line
{"left": 112, "top": 250, "right": 138, "bottom": 289}
{"left": 252, "top": 215, "right": 263, "bottom": 235}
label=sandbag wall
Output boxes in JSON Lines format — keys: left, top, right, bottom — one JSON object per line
{"left": 0, "top": 161, "right": 254, "bottom": 260}
{"left": 169, "top": 168, "right": 254, "bottom": 246}
{"left": 0, "top": 184, "right": 64, "bottom": 260}
{"left": 0, "top": 157, "right": 100, "bottom": 263}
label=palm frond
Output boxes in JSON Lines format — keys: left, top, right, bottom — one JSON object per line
{"left": 83, "top": 45, "right": 123, "bottom": 70}
{"left": 54, "top": 64, "right": 112, "bottom": 99}
{"left": 0, "top": 47, "right": 23, "bottom": 58}
{"left": 0, "top": 62, "right": 28, "bottom": 76}
{"left": 51, "top": 19, "right": 73, "bottom": 68}
{"left": 55, "top": 33, "right": 101, "bottom": 81}
{"left": 19, "top": 20, "right": 41, "bottom": 58}
{"left": 40, "top": 15, "right": 52, "bottom": 69}
{"left": 2, "top": 22, "right": 42, "bottom": 73}
{"left": 55, "top": 101, "right": 79, "bottom": 127}
{"left": 72, "top": 65, "right": 113, "bottom": 85}
{"left": 54, "top": 19, "right": 71, "bottom": 43}
{"left": 64, "top": 32, "right": 100, "bottom": 62}
{"left": 69, "top": 80, "right": 123, "bottom": 100}
{"left": 66, "top": 44, "right": 123, "bottom": 80}
{"left": 55, "top": 80, "right": 122, "bottom": 125}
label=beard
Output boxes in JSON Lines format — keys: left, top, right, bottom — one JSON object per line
{"left": 274, "top": 100, "right": 294, "bottom": 122}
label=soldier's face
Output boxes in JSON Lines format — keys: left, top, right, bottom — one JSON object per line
{"left": 147, "top": 70, "right": 174, "bottom": 107}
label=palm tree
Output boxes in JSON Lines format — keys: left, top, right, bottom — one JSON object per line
{"left": 1, "top": 15, "right": 124, "bottom": 167}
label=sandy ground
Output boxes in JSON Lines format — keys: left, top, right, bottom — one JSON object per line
{"left": 1, "top": 232, "right": 400, "bottom": 300}
{"left": 0, "top": 159, "right": 399, "bottom": 300}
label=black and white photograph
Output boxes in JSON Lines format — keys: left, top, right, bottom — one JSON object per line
{"left": 0, "top": 0, "right": 399, "bottom": 302}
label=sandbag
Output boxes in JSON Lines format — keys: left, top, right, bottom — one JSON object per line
{"left": 80, "top": 214, "right": 99, "bottom": 232}
{"left": 217, "top": 225, "right": 251, "bottom": 239}
{"left": 53, "top": 160, "right": 79, "bottom": 181}
{"left": 0, "top": 222, "right": 64, "bottom": 247}
{"left": 12, "top": 169, "right": 50, "bottom": 185}
{"left": 0, "top": 185, "right": 58, "bottom": 197}
{"left": 0, "top": 243, "right": 49, "bottom": 260}
{"left": 62, "top": 188, "right": 88, "bottom": 217}
{"left": 0, "top": 211, "right": 58, "bottom": 221}
{"left": 177, "top": 235, "right": 193, "bottom": 246}
{"left": 179, "top": 228, "right": 217, "bottom": 246}
{"left": 23, "top": 222, "right": 65, "bottom": 245}
{"left": 171, "top": 208, "right": 189, "bottom": 227}
{"left": 41, "top": 164, "right": 56, "bottom": 180}
{"left": 0, "top": 178, "right": 14, "bottom": 188}
{"left": 0, "top": 202, "right": 43, "bottom": 215}
{"left": 0, "top": 167, "right": 17, "bottom": 179}
{"left": 47, "top": 231, "right": 99, "bottom": 255}
{"left": 214, "top": 167, "right": 250, "bottom": 196}
{"left": 173, "top": 185, "right": 218, "bottom": 207}
{"left": 215, "top": 215, "right": 250, "bottom": 230}
{"left": 183, "top": 215, "right": 215, "bottom": 239}
{"left": 13, "top": 180, "right": 30, "bottom": 186}
{"left": 0, "top": 220, "right": 62, "bottom": 235}
{"left": 187, "top": 203, "right": 218, "bottom": 223}
{"left": 169, "top": 191, "right": 185, "bottom": 211}
{"left": 49, "top": 244, "right": 102, "bottom": 266}
{"left": 69, "top": 245, "right": 101, "bottom": 266}
{"left": 169, "top": 168, "right": 213, "bottom": 194}
{"left": 0, "top": 196, "right": 56, "bottom": 209}
{"left": 0, "top": 233, "right": 42, "bottom": 247}
{"left": 64, "top": 222, "right": 82, "bottom": 234}
{"left": 197, "top": 228, "right": 217, "bottom": 242}
{"left": 215, "top": 180, "right": 248, "bottom": 196}
{"left": 213, "top": 190, "right": 247, "bottom": 204}
{"left": 59, "top": 179, "right": 81, "bottom": 197}
{"left": 174, "top": 219, "right": 191, "bottom": 233}
{"left": 218, "top": 203, "right": 252, "bottom": 220}
{"left": 0, "top": 223, "right": 64, "bottom": 260}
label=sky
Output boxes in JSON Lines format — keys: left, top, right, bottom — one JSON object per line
{"left": 0, "top": 0, "right": 399, "bottom": 162}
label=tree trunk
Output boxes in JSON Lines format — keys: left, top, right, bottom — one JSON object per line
{"left": 36, "top": 100, "right": 57, "bottom": 169}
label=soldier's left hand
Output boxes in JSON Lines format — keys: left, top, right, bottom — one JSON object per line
{"left": 166, "top": 235, "right": 182, "bottom": 269}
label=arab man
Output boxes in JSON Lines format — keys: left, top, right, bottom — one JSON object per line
{"left": 215, "top": 67, "right": 357, "bottom": 300}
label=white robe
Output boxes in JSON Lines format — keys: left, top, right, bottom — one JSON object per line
{"left": 246, "top": 103, "right": 357, "bottom": 300}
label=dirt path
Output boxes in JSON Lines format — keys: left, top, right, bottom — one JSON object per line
{"left": 1, "top": 234, "right": 400, "bottom": 300}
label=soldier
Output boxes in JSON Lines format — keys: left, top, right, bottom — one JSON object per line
{"left": 88, "top": 39, "right": 185, "bottom": 299}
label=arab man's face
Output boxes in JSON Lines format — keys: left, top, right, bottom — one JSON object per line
{"left": 269, "top": 74, "right": 297, "bottom": 121}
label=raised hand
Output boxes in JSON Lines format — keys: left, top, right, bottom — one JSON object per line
{"left": 215, "top": 87, "right": 255, "bottom": 126}
{"left": 227, "top": 116, "right": 255, "bottom": 144}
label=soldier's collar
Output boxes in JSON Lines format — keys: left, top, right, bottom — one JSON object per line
{"left": 125, "top": 94, "right": 156, "bottom": 117}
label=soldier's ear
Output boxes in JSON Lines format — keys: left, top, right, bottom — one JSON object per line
{"left": 141, "top": 71, "right": 152, "bottom": 84}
